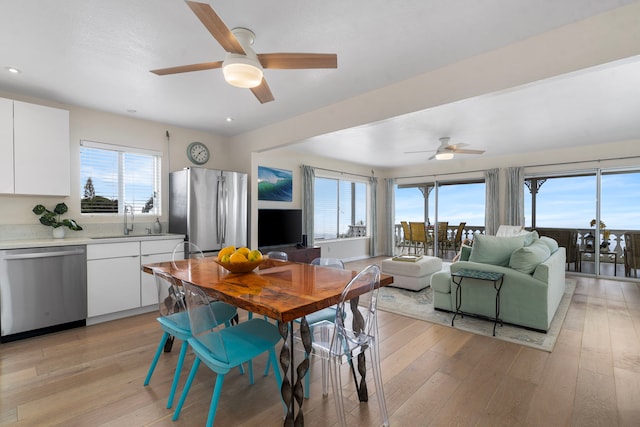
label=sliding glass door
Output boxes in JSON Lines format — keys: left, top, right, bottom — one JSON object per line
{"left": 525, "top": 168, "right": 640, "bottom": 278}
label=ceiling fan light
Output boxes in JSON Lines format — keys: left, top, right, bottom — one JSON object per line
{"left": 435, "top": 152, "right": 454, "bottom": 160}
{"left": 223, "top": 57, "right": 263, "bottom": 88}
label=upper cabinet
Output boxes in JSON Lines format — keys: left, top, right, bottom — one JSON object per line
{"left": 0, "top": 97, "right": 70, "bottom": 196}
{"left": 0, "top": 98, "right": 13, "bottom": 193}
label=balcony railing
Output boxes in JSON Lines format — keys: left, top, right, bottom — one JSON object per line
{"left": 394, "top": 224, "right": 634, "bottom": 272}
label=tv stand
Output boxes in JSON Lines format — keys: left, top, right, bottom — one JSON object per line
{"left": 263, "top": 246, "right": 320, "bottom": 264}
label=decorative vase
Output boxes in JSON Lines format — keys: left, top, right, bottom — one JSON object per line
{"left": 52, "top": 227, "right": 65, "bottom": 239}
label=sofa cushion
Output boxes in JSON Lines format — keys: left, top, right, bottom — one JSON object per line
{"left": 509, "top": 240, "right": 551, "bottom": 274}
{"left": 468, "top": 234, "right": 529, "bottom": 267}
{"left": 538, "top": 236, "right": 559, "bottom": 253}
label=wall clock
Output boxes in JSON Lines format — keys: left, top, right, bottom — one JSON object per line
{"left": 186, "top": 142, "right": 210, "bottom": 165}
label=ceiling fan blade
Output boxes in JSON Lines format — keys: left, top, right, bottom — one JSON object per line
{"left": 257, "top": 53, "right": 338, "bottom": 69}
{"left": 427, "top": 153, "right": 436, "bottom": 160}
{"left": 150, "top": 61, "right": 223, "bottom": 75}
{"left": 449, "top": 148, "right": 485, "bottom": 155}
{"left": 404, "top": 150, "right": 432, "bottom": 154}
{"left": 250, "top": 78, "right": 275, "bottom": 104}
{"left": 185, "top": 1, "right": 246, "bottom": 55}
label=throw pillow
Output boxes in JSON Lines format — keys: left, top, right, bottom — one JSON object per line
{"left": 468, "top": 233, "right": 529, "bottom": 267}
{"left": 538, "top": 236, "right": 559, "bottom": 253}
{"left": 509, "top": 240, "right": 551, "bottom": 274}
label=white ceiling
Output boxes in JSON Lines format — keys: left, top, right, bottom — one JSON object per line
{"left": 2, "top": 0, "right": 640, "bottom": 168}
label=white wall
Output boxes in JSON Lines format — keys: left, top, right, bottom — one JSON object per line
{"left": 0, "top": 90, "right": 229, "bottom": 235}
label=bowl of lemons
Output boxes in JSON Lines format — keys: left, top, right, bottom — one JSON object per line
{"left": 214, "top": 246, "right": 263, "bottom": 273}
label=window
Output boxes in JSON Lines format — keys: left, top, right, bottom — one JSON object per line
{"left": 314, "top": 177, "right": 367, "bottom": 240}
{"left": 80, "top": 140, "right": 161, "bottom": 215}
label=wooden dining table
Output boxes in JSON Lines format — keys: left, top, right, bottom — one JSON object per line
{"left": 142, "top": 257, "right": 393, "bottom": 427}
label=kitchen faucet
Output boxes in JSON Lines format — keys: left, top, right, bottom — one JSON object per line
{"left": 124, "top": 204, "right": 134, "bottom": 235}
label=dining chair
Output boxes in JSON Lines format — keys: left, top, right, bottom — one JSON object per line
{"left": 143, "top": 269, "right": 237, "bottom": 409}
{"left": 172, "top": 281, "right": 283, "bottom": 426}
{"left": 301, "top": 264, "right": 389, "bottom": 427}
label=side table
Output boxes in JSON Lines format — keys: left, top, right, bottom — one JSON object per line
{"left": 451, "top": 268, "right": 505, "bottom": 336}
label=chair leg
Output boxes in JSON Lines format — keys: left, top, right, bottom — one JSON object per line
{"left": 172, "top": 357, "right": 201, "bottom": 421}
{"left": 369, "top": 338, "right": 390, "bottom": 427}
{"left": 205, "top": 373, "right": 226, "bottom": 427}
{"left": 167, "top": 339, "right": 189, "bottom": 409}
{"left": 329, "top": 361, "right": 347, "bottom": 427}
{"left": 144, "top": 331, "right": 170, "bottom": 386}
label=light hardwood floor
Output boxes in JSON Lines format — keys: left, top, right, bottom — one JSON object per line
{"left": 1, "top": 258, "right": 640, "bottom": 426}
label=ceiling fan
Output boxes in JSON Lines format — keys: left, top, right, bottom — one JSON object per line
{"left": 150, "top": 0, "right": 338, "bottom": 104}
{"left": 405, "top": 137, "right": 485, "bottom": 160}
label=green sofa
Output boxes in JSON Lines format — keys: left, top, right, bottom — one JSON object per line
{"left": 431, "top": 233, "right": 567, "bottom": 332}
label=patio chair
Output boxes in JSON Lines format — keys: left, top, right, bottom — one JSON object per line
{"left": 409, "top": 221, "right": 430, "bottom": 255}
{"left": 436, "top": 221, "right": 449, "bottom": 257}
{"left": 624, "top": 232, "right": 640, "bottom": 278}
{"left": 534, "top": 228, "right": 579, "bottom": 271}
{"left": 172, "top": 282, "right": 283, "bottom": 426}
{"left": 400, "top": 221, "right": 412, "bottom": 253}
{"left": 299, "top": 264, "right": 389, "bottom": 426}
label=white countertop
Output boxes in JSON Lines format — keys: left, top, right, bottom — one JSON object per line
{"left": 0, "top": 234, "right": 185, "bottom": 250}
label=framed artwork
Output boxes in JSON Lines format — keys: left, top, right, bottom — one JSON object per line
{"left": 258, "top": 166, "right": 293, "bottom": 202}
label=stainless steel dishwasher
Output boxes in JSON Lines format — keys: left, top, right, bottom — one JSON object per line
{"left": 0, "top": 245, "right": 87, "bottom": 342}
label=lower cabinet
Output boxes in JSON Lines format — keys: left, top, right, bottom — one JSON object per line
{"left": 87, "top": 237, "right": 184, "bottom": 319}
{"left": 140, "top": 238, "right": 184, "bottom": 307}
{"left": 87, "top": 242, "right": 141, "bottom": 317}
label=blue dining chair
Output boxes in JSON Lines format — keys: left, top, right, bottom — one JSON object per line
{"left": 172, "top": 281, "right": 283, "bottom": 426}
{"left": 143, "top": 269, "right": 237, "bottom": 409}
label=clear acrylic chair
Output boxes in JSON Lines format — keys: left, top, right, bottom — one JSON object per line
{"left": 297, "top": 257, "right": 345, "bottom": 398}
{"left": 303, "top": 264, "right": 389, "bottom": 427}
{"left": 172, "top": 281, "right": 283, "bottom": 426}
{"left": 143, "top": 269, "right": 237, "bottom": 409}
{"left": 266, "top": 250, "right": 288, "bottom": 261}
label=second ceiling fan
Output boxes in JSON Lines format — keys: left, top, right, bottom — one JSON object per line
{"left": 150, "top": 0, "right": 338, "bottom": 104}
{"left": 406, "top": 137, "right": 485, "bottom": 160}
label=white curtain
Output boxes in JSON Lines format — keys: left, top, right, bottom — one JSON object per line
{"left": 369, "top": 176, "right": 378, "bottom": 256}
{"left": 301, "top": 165, "right": 315, "bottom": 247}
{"left": 385, "top": 178, "right": 395, "bottom": 256}
{"left": 505, "top": 167, "right": 524, "bottom": 226}
{"left": 485, "top": 168, "right": 500, "bottom": 235}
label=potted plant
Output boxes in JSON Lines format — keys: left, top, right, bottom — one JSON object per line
{"left": 33, "top": 203, "right": 82, "bottom": 238}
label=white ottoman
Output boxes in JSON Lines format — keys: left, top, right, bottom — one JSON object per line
{"left": 381, "top": 256, "right": 443, "bottom": 291}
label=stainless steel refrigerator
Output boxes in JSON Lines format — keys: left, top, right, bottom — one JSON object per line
{"left": 169, "top": 167, "right": 248, "bottom": 255}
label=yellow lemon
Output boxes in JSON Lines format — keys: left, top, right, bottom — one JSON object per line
{"left": 220, "top": 253, "right": 231, "bottom": 263}
{"left": 248, "top": 249, "right": 263, "bottom": 262}
{"left": 236, "top": 247, "right": 251, "bottom": 257}
{"left": 217, "top": 246, "right": 236, "bottom": 260}
{"left": 229, "top": 251, "right": 248, "bottom": 264}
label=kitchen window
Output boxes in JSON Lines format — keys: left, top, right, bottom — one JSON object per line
{"left": 80, "top": 140, "right": 161, "bottom": 215}
{"left": 314, "top": 177, "right": 367, "bottom": 240}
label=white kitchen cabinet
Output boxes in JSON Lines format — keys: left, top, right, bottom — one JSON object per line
{"left": 140, "top": 238, "right": 184, "bottom": 307}
{"left": 2, "top": 99, "right": 70, "bottom": 196}
{"left": 87, "top": 242, "right": 141, "bottom": 317}
{"left": 0, "top": 98, "right": 13, "bottom": 194}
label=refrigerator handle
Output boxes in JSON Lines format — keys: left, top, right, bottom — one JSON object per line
{"left": 217, "top": 177, "right": 227, "bottom": 244}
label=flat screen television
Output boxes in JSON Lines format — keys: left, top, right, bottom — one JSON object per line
{"left": 258, "top": 208, "right": 303, "bottom": 249}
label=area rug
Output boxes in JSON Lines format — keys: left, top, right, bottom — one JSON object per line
{"left": 375, "top": 272, "right": 576, "bottom": 352}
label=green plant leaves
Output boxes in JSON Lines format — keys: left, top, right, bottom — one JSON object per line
{"left": 32, "top": 202, "right": 82, "bottom": 230}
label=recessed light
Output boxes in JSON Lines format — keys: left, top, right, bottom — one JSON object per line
{"left": 226, "top": 117, "right": 233, "bottom": 122}
{"left": 126, "top": 109, "right": 137, "bottom": 114}
{"left": 5, "top": 67, "right": 21, "bottom": 74}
